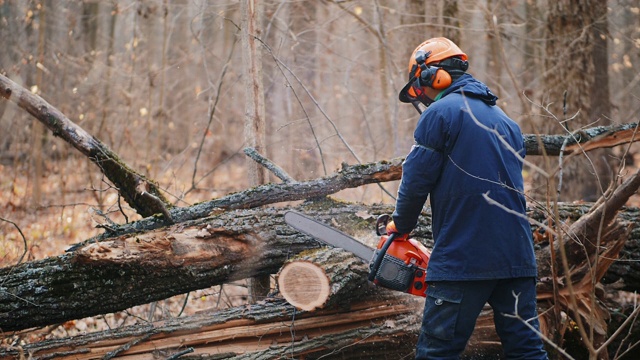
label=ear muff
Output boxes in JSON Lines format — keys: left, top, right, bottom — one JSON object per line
{"left": 419, "top": 66, "right": 451, "bottom": 90}
{"left": 414, "top": 50, "right": 452, "bottom": 90}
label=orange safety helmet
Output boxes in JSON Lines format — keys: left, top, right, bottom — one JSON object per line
{"left": 399, "top": 37, "right": 468, "bottom": 108}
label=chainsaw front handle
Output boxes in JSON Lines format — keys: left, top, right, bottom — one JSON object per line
{"left": 368, "top": 232, "right": 397, "bottom": 282}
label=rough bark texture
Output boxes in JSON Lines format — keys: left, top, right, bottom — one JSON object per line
{"left": 62, "top": 121, "right": 639, "bottom": 249}
{"left": 0, "top": 200, "right": 392, "bottom": 332}
{"left": 0, "top": 74, "right": 170, "bottom": 218}
{"left": 523, "top": 122, "right": 639, "bottom": 156}
{"left": 2, "top": 296, "right": 422, "bottom": 360}
{"left": 541, "top": 0, "right": 613, "bottom": 202}
{"left": 2, "top": 198, "right": 640, "bottom": 358}
{"left": 3, "top": 198, "right": 640, "bottom": 334}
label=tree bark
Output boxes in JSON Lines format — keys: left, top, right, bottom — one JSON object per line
{"left": 0, "top": 74, "right": 170, "bottom": 218}
{"left": 2, "top": 196, "right": 640, "bottom": 358}
{"left": 2, "top": 197, "right": 640, "bottom": 333}
{"left": 2, "top": 295, "right": 421, "bottom": 360}
{"left": 64, "top": 120, "right": 640, "bottom": 248}
{"left": 241, "top": 0, "right": 270, "bottom": 305}
{"left": 0, "top": 200, "right": 394, "bottom": 332}
{"left": 523, "top": 122, "right": 640, "bottom": 156}
{"left": 542, "top": 0, "right": 613, "bottom": 202}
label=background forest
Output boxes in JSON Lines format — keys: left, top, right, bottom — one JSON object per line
{"left": 2, "top": 0, "right": 640, "bottom": 354}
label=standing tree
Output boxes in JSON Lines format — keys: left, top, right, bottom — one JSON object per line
{"left": 241, "top": 0, "right": 270, "bottom": 303}
{"left": 541, "top": 0, "right": 613, "bottom": 201}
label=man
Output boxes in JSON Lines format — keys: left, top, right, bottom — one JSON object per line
{"left": 389, "top": 37, "right": 548, "bottom": 359}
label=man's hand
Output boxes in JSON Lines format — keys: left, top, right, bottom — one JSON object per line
{"left": 385, "top": 221, "right": 410, "bottom": 241}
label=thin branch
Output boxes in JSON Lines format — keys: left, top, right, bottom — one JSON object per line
{"left": 190, "top": 16, "right": 240, "bottom": 191}
{"left": 503, "top": 291, "right": 576, "bottom": 360}
{"left": 259, "top": 40, "right": 328, "bottom": 175}
{"left": 243, "top": 147, "right": 296, "bottom": 183}
{"left": 102, "top": 333, "right": 153, "bottom": 360}
{"left": 256, "top": 37, "right": 397, "bottom": 200}
{"left": 256, "top": 37, "right": 362, "bottom": 165}
{"left": 166, "top": 348, "right": 194, "bottom": 360}
{"left": 0, "top": 217, "right": 28, "bottom": 266}
{"left": 484, "top": 5, "right": 531, "bottom": 117}
{"left": 482, "top": 192, "right": 557, "bottom": 237}
{"left": 601, "top": 301, "right": 640, "bottom": 355}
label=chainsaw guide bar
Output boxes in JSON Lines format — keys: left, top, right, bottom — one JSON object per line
{"left": 284, "top": 211, "right": 375, "bottom": 261}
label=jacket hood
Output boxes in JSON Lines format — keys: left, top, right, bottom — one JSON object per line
{"left": 441, "top": 73, "right": 498, "bottom": 106}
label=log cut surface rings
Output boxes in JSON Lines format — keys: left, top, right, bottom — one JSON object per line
{"left": 279, "top": 261, "right": 331, "bottom": 311}
{"left": 277, "top": 248, "right": 374, "bottom": 311}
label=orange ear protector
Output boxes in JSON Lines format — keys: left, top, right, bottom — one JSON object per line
{"left": 415, "top": 50, "right": 452, "bottom": 90}
{"left": 399, "top": 43, "right": 469, "bottom": 113}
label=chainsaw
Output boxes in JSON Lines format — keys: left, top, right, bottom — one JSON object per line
{"left": 284, "top": 211, "right": 431, "bottom": 297}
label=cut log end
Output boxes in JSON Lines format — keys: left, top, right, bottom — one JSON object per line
{"left": 278, "top": 261, "right": 330, "bottom": 311}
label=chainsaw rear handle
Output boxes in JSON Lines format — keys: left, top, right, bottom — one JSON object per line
{"left": 368, "top": 232, "right": 397, "bottom": 282}
{"left": 376, "top": 214, "right": 392, "bottom": 236}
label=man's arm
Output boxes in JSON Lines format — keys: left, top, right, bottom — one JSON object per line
{"left": 392, "top": 143, "right": 445, "bottom": 233}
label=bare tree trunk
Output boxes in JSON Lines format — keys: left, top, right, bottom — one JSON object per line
{"left": 0, "top": 200, "right": 395, "bottom": 332}
{"left": 95, "top": 2, "right": 116, "bottom": 141}
{"left": 485, "top": 0, "right": 502, "bottom": 98}
{"left": 519, "top": 0, "right": 545, "bottom": 134}
{"left": 290, "top": 1, "right": 322, "bottom": 177}
{"left": 30, "top": 0, "right": 48, "bottom": 207}
{"left": 440, "top": 0, "right": 460, "bottom": 45}
{"left": 541, "top": 0, "right": 613, "bottom": 202}
{"left": 241, "top": 0, "right": 271, "bottom": 303}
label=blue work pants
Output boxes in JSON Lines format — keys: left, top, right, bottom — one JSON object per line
{"left": 415, "top": 278, "right": 548, "bottom": 359}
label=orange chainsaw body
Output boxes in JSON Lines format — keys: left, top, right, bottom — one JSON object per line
{"left": 371, "top": 235, "right": 431, "bottom": 297}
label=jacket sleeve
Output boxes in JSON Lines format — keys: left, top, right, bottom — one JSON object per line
{"left": 392, "top": 112, "right": 449, "bottom": 234}
{"left": 392, "top": 145, "right": 445, "bottom": 233}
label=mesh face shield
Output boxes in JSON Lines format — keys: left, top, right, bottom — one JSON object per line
{"left": 398, "top": 63, "right": 436, "bottom": 114}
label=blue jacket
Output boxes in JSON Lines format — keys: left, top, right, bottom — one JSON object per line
{"left": 393, "top": 74, "right": 537, "bottom": 281}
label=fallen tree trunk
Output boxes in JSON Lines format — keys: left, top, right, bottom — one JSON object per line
{"left": 68, "top": 158, "right": 405, "bottom": 247}
{"left": 523, "top": 122, "right": 640, "bottom": 156}
{"left": 0, "top": 201, "right": 393, "bottom": 332}
{"left": 3, "top": 201, "right": 640, "bottom": 358}
{"left": 68, "top": 122, "right": 640, "bottom": 245}
{"left": 5, "top": 225, "right": 633, "bottom": 360}
{"left": 2, "top": 200, "right": 640, "bottom": 333}
{"left": 3, "top": 295, "right": 422, "bottom": 360}
{"left": 527, "top": 168, "right": 640, "bottom": 359}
